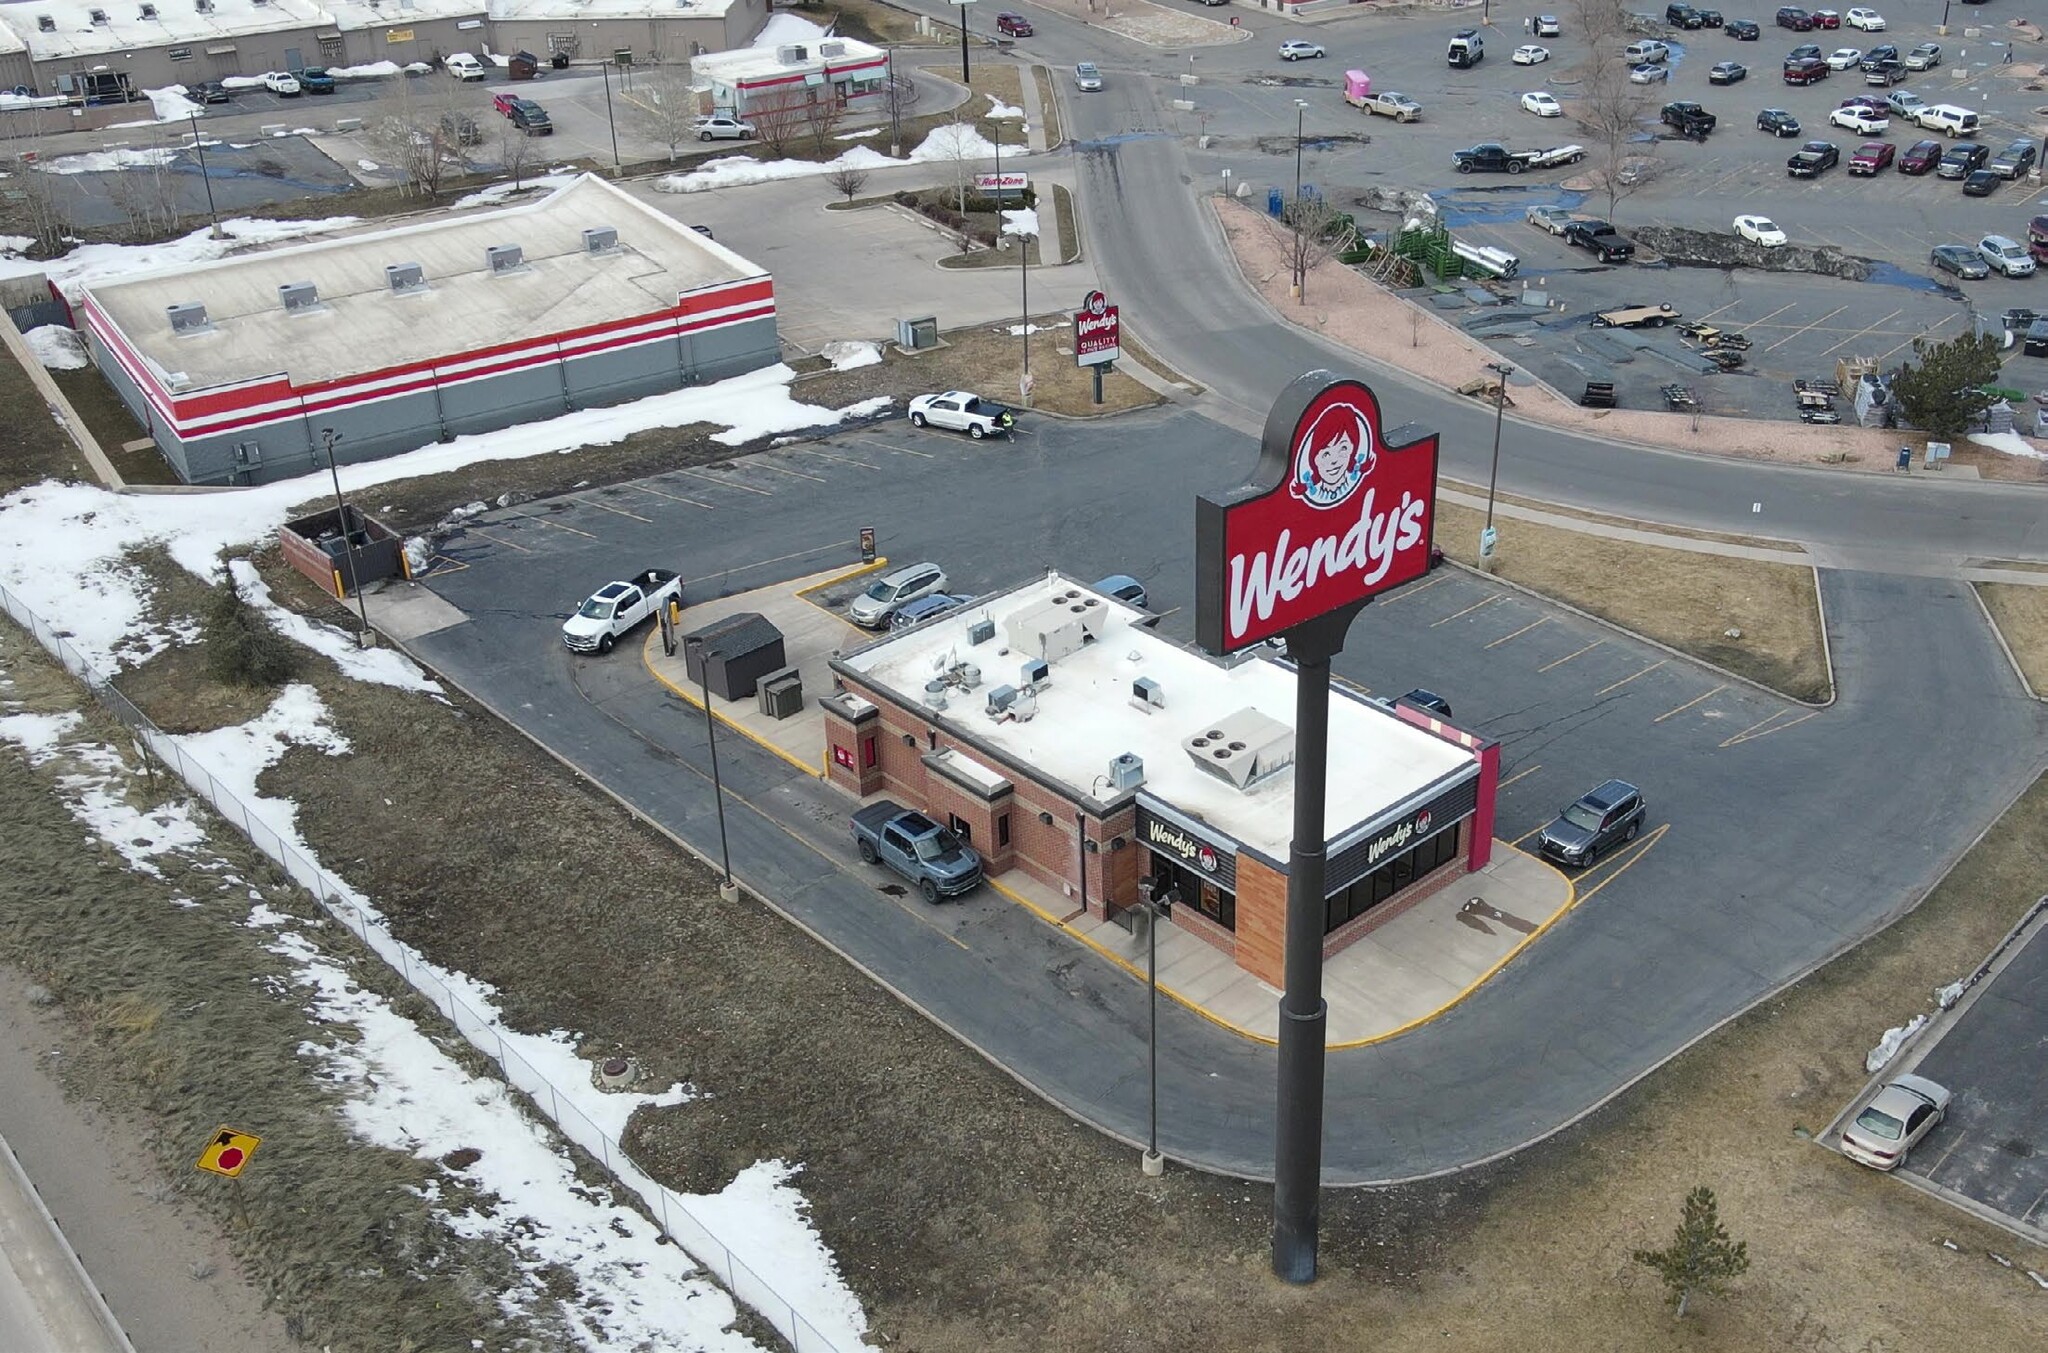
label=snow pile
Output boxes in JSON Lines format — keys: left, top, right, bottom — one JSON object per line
{"left": 654, "top": 122, "right": 1028, "bottom": 194}
{"left": 910, "top": 121, "right": 1024, "bottom": 165}
{"left": 0, "top": 710, "right": 208, "bottom": 877}
{"left": 1969, "top": 431, "right": 2048, "bottom": 461}
{"left": 0, "top": 235, "right": 34, "bottom": 257}
{"left": 36, "top": 147, "right": 180, "bottom": 176}
{"left": 226, "top": 560, "right": 443, "bottom": 695}
{"left": 0, "top": 214, "right": 363, "bottom": 294}
{"left": 752, "top": 12, "right": 830, "bottom": 47}
{"left": 986, "top": 93, "right": 1025, "bottom": 121}
{"left": 451, "top": 173, "right": 583, "bottom": 210}
{"left": 328, "top": 61, "right": 402, "bottom": 79}
{"left": 23, "top": 325, "right": 89, "bottom": 371}
{"left": 0, "top": 91, "right": 68, "bottom": 110}
{"left": 821, "top": 340, "right": 882, "bottom": 371}
{"left": 835, "top": 127, "right": 883, "bottom": 141}
{"left": 356, "top": 158, "right": 381, "bottom": 172}
{"left": 1002, "top": 207, "right": 1039, "bottom": 238}
{"left": 143, "top": 85, "right": 208, "bottom": 123}
{"left": 1864, "top": 1014, "right": 1927, "bottom": 1074}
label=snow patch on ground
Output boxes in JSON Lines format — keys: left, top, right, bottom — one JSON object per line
{"left": 0, "top": 710, "right": 209, "bottom": 876}
{"left": 143, "top": 85, "right": 208, "bottom": 122}
{"left": 1002, "top": 207, "right": 1039, "bottom": 239}
{"left": 0, "top": 235, "right": 34, "bottom": 257}
{"left": 451, "top": 173, "right": 582, "bottom": 210}
{"left": 654, "top": 123, "right": 1028, "bottom": 194}
{"left": 821, "top": 340, "right": 882, "bottom": 371}
{"left": 986, "top": 93, "right": 1025, "bottom": 121}
{"left": 36, "top": 147, "right": 180, "bottom": 175}
{"left": 23, "top": 325, "right": 89, "bottom": 370}
{"left": 226, "top": 559, "right": 442, "bottom": 695}
{"left": 1969, "top": 430, "right": 2048, "bottom": 461}
{"left": 1865, "top": 1014, "right": 1927, "bottom": 1073}
{"left": 356, "top": 158, "right": 381, "bottom": 172}
{"left": 834, "top": 127, "right": 883, "bottom": 141}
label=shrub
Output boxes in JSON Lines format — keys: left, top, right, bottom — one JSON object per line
{"left": 202, "top": 570, "right": 298, "bottom": 688}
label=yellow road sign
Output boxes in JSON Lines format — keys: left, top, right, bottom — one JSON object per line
{"left": 195, "top": 1126, "right": 261, "bottom": 1178}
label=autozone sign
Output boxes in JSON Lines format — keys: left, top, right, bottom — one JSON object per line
{"left": 1074, "top": 289, "right": 1121, "bottom": 368}
{"left": 1195, "top": 373, "right": 1440, "bottom": 655}
{"left": 974, "top": 172, "right": 1028, "bottom": 192}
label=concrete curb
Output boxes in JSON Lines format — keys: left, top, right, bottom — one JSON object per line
{"left": 0, "top": 1129, "right": 139, "bottom": 1353}
{"left": 1966, "top": 581, "right": 2045, "bottom": 703}
{"left": 1, "top": 307, "right": 124, "bottom": 491}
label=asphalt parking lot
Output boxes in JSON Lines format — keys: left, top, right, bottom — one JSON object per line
{"left": 1899, "top": 915, "right": 2048, "bottom": 1240}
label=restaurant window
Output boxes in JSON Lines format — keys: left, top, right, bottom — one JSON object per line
{"left": 860, "top": 734, "right": 877, "bottom": 768}
{"left": 948, "top": 812, "right": 972, "bottom": 845}
{"left": 997, "top": 813, "right": 1011, "bottom": 847}
{"left": 1325, "top": 825, "right": 1461, "bottom": 934}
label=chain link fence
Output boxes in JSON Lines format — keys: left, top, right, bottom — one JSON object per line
{"left": 0, "top": 580, "right": 853, "bottom": 1353}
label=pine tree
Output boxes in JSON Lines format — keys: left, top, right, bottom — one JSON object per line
{"left": 1889, "top": 331, "right": 2001, "bottom": 441}
{"left": 1632, "top": 1185, "right": 1750, "bottom": 1318}
{"left": 202, "top": 570, "right": 298, "bottom": 688}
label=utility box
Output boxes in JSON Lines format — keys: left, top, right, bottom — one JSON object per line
{"left": 757, "top": 665, "right": 804, "bottom": 719}
{"left": 683, "top": 612, "right": 786, "bottom": 700}
{"left": 896, "top": 316, "right": 938, "bottom": 350}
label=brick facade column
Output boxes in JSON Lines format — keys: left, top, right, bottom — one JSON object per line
{"left": 1232, "top": 855, "right": 1289, "bottom": 988}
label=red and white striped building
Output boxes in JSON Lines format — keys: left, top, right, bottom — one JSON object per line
{"left": 691, "top": 33, "right": 889, "bottom": 121}
{"left": 76, "top": 174, "right": 778, "bottom": 486}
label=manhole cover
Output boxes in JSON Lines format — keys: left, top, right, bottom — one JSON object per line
{"left": 1999, "top": 1138, "right": 2035, "bottom": 1158}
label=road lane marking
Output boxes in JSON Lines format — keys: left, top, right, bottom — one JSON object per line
{"left": 677, "top": 466, "right": 773, "bottom": 496}
{"left": 627, "top": 482, "right": 714, "bottom": 510}
{"left": 574, "top": 495, "right": 653, "bottom": 523}
{"left": 1571, "top": 824, "right": 1669, "bottom": 909}
{"left": 1430, "top": 593, "right": 1507, "bottom": 627}
{"left": 1596, "top": 659, "right": 1667, "bottom": 695}
{"left": 1719, "top": 708, "right": 1819, "bottom": 747}
{"left": 1485, "top": 617, "right": 1551, "bottom": 649}
{"left": 1497, "top": 762, "right": 1543, "bottom": 790}
{"left": 1539, "top": 638, "right": 1604, "bottom": 672}
{"left": 1653, "top": 684, "right": 1727, "bottom": 724}
{"left": 504, "top": 508, "right": 596, "bottom": 539}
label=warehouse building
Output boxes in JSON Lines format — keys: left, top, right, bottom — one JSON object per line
{"left": 489, "top": 0, "right": 767, "bottom": 68}
{"left": 823, "top": 573, "right": 1502, "bottom": 987}
{"left": 75, "top": 173, "right": 778, "bottom": 485}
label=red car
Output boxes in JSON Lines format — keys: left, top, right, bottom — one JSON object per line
{"left": 1812, "top": 7, "right": 1841, "bottom": 27}
{"left": 492, "top": 91, "right": 521, "bottom": 116}
{"left": 1898, "top": 138, "right": 1942, "bottom": 175}
{"left": 1848, "top": 140, "right": 1895, "bottom": 174}
{"left": 995, "top": 11, "right": 1033, "bottom": 36}
{"left": 1783, "top": 58, "right": 1828, "bottom": 84}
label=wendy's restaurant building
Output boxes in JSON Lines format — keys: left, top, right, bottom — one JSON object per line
{"left": 819, "top": 572, "right": 1501, "bottom": 987}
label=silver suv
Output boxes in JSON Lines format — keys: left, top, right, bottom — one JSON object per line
{"left": 849, "top": 562, "right": 951, "bottom": 628}
{"left": 1978, "top": 234, "right": 2036, "bottom": 278}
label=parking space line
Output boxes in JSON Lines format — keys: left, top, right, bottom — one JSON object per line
{"left": 1761, "top": 306, "right": 1849, "bottom": 354}
{"left": 1874, "top": 317, "right": 1957, "bottom": 364}
{"left": 1653, "top": 684, "right": 1727, "bottom": 724}
{"left": 1375, "top": 575, "right": 1450, "bottom": 606}
{"left": 1510, "top": 820, "right": 1550, "bottom": 847}
{"left": 465, "top": 528, "right": 532, "bottom": 554}
{"left": 1497, "top": 762, "right": 1542, "bottom": 790}
{"left": 1719, "top": 709, "right": 1819, "bottom": 747}
{"left": 753, "top": 460, "right": 828, "bottom": 484}
{"left": 503, "top": 508, "right": 597, "bottom": 539}
{"left": 1817, "top": 308, "right": 1902, "bottom": 359}
{"left": 574, "top": 495, "right": 653, "bottom": 523}
{"left": 1538, "top": 638, "right": 1604, "bottom": 672}
{"left": 793, "top": 446, "right": 880, "bottom": 470}
{"left": 1836, "top": 224, "right": 1893, "bottom": 256}
{"left": 627, "top": 482, "right": 714, "bottom": 510}
{"left": 676, "top": 466, "right": 774, "bottom": 496}
{"left": 1485, "top": 617, "right": 1551, "bottom": 649}
{"left": 1429, "top": 594, "right": 1507, "bottom": 628}
{"left": 847, "top": 434, "right": 935, "bottom": 460}
{"left": 1571, "top": 824, "right": 1669, "bottom": 909}
{"left": 1596, "top": 659, "right": 1667, "bottom": 696}
{"left": 1743, "top": 301, "right": 1799, "bottom": 332}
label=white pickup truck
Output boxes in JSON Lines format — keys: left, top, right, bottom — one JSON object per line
{"left": 562, "top": 569, "right": 683, "bottom": 654}
{"left": 907, "top": 390, "right": 1017, "bottom": 439}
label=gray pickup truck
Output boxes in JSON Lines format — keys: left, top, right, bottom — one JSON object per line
{"left": 851, "top": 801, "right": 984, "bottom": 903}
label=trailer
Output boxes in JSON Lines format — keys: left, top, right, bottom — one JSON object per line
{"left": 1451, "top": 142, "right": 1587, "bottom": 174}
{"left": 1345, "top": 71, "right": 1423, "bottom": 121}
{"left": 1677, "top": 321, "right": 1751, "bottom": 350}
{"left": 1591, "top": 302, "right": 1679, "bottom": 328}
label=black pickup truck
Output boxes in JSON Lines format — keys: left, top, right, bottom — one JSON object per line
{"left": 1562, "top": 220, "right": 1636, "bottom": 262}
{"left": 1660, "top": 101, "right": 1717, "bottom": 138}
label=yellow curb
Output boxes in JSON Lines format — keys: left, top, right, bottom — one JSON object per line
{"left": 640, "top": 631, "right": 824, "bottom": 779}
{"left": 796, "top": 555, "right": 889, "bottom": 615}
{"left": 989, "top": 840, "right": 1580, "bottom": 1051}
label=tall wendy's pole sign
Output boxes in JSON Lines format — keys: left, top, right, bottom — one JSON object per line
{"left": 1195, "top": 371, "right": 1440, "bottom": 1284}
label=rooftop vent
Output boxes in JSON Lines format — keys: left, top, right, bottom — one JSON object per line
{"left": 1183, "top": 708, "right": 1296, "bottom": 792}
{"left": 581, "top": 226, "right": 619, "bottom": 254}
{"left": 921, "top": 680, "right": 948, "bottom": 712}
{"left": 165, "top": 301, "right": 209, "bottom": 334}
{"left": 966, "top": 615, "right": 995, "bottom": 646}
{"left": 1005, "top": 596, "right": 1103, "bottom": 664}
{"left": 37, "top": 14, "right": 55, "bottom": 30}
{"left": 193, "top": 0, "right": 210, "bottom": 10}
{"left": 384, "top": 261, "right": 426, "bottom": 294}
{"left": 250, "top": 0, "right": 268, "bottom": 6}
{"left": 139, "top": 2, "right": 158, "bottom": 18}
{"left": 1131, "top": 676, "right": 1164, "bottom": 711}
{"left": 485, "top": 243, "right": 523, "bottom": 275}
{"left": 1107, "top": 752, "right": 1145, "bottom": 791}
{"left": 89, "top": 8, "right": 109, "bottom": 24}
{"left": 1019, "top": 657, "right": 1049, "bottom": 689}
{"left": 277, "top": 280, "right": 319, "bottom": 313}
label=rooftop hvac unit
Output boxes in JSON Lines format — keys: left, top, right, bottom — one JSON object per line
{"left": 486, "top": 243, "right": 524, "bottom": 275}
{"left": 819, "top": 40, "right": 846, "bottom": 57}
{"left": 1006, "top": 597, "right": 1102, "bottom": 664}
{"left": 1184, "top": 707, "right": 1296, "bottom": 791}
{"left": 896, "top": 316, "right": 938, "bottom": 350}
{"left": 985, "top": 683, "right": 1018, "bottom": 718}
{"left": 582, "top": 226, "right": 619, "bottom": 254}
{"left": 1107, "top": 752, "right": 1145, "bottom": 791}
{"left": 277, "top": 281, "right": 319, "bottom": 313}
{"left": 165, "top": 302, "right": 209, "bottom": 334}
{"left": 139, "top": 3, "right": 158, "bottom": 18}
{"left": 385, "top": 262, "right": 426, "bottom": 294}
{"left": 89, "top": 9, "right": 109, "bottom": 25}
{"left": 193, "top": 0, "right": 210, "bottom": 10}
{"left": 966, "top": 616, "right": 995, "bottom": 646}
{"left": 1131, "top": 676, "right": 1164, "bottom": 711}
{"left": 37, "top": 15, "right": 55, "bottom": 31}
{"left": 1019, "top": 657, "right": 1049, "bottom": 689}
{"left": 775, "top": 44, "right": 808, "bottom": 64}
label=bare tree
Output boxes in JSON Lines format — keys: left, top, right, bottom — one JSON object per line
{"left": 1268, "top": 193, "right": 1356, "bottom": 304}
{"left": 1568, "top": 0, "right": 1628, "bottom": 59}
{"left": 495, "top": 115, "right": 540, "bottom": 193}
{"left": 932, "top": 116, "right": 982, "bottom": 214}
{"left": 804, "top": 94, "right": 846, "bottom": 155}
{"left": 1572, "top": 60, "right": 1661, "bottom": 220}
{"left": 635, "top": 62, "right": 701, "bottom": 163}
{"left": 826, "top": 163, "right": 870, "bottom": 202}
{"left": 749, "top": 89, "right": 813, "bottom": 156}
{"left": 103, "top": 132, "right": 184, "bottom": 239}
{"left": 373, "top": 78, "right": 454, "bottom": 199}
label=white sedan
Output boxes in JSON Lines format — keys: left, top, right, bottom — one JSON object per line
{"left": 1734, "top": 214, "right": 1788, "bottom": 247}
{"left": 1521, "top": 91, "right": 1563, "bottom": 117}
{"left": 1824, "top": 47, "right": 1864, "bottom": 70}
{"left": 1628, "top": 63, "right": 1671, "bottom": 84}
{"left": 1278, "top": 41, "right": 1325, "bottom": 61}
{"left": 1845, "top": 7, "right": 1885, "bottom": 30}
{"left": 1512, "top": 45, "right": 1552, "bottom": 65}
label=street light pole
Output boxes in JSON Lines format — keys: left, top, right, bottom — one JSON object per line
{"left": 688, "top": 637, "right": 740, "bottom": 904}
{"left": 1291, "top": 99, "right": 1309, "bottom": 296}
{"left": 188, "top": 112, "right": 221, "bottom": 238}
{"left": 1484, "top": 361, "right": 1511, "bottom": 534}
{"left": 951, "top": 0, "right": 977, "bottom": 85}
{"left": 1136, "top": 878, "right": 1177, "bottom": 1176}
{"left": 319, "top": 428, "right": 371, "bottom": 647}
{"left": 599, "top": 59, "right": 621, "bottom": 172}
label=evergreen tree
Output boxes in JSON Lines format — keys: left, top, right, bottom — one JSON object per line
{"left": 1890, "top": 332, "right": 2002, "bottom": 441}
{"left": 202, "top": 570, "right": 297, "bottom": 688}
{"left": 1633, "top": 1185, "right": 1751, "bottom": 1318}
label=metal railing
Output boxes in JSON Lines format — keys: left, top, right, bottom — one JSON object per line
{"left": 0, "top": 580, "right": 853, "bottom": 1353}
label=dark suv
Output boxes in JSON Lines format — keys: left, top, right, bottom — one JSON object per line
{"left": 506, "top": 98, "right": 553, "bottom": 134}
{"left": 1538, "top": 780, "right": 1647, "bottom": 867}
{"left": 1776, "top": 6, "right": 1815, "bottom": 30}
{"left": 1936, "top": 142, "right": 1988, "bottom": 179}
{"left": 1666, "top": 3, "right": 1704, "bottom": 27}
{"left": 1989, "top": 138, "right": 2039, "bottom": 180}
{"left": 1726, "top": 18, "right": 1760, "bottom": 38}
{"left": 1757, "top": 107, "right": 1801, "bottom": 136}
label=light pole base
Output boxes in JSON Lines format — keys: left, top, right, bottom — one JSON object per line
{"left": 1141, "top": 1149, "right": 1164, "bottom": 1177}
{"left": 718, "top": 879, "right": 740, "bottom": 904}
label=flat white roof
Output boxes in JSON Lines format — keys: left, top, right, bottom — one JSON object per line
{"left": 839, "top": 574, "right": 1476, "bottom": 860}
{"left": 3, "top": 0, "right": 331, "bottom": 62}
{"left": 692, "top": 33, "right": 882, "bottom": 86}
{"left": 84, "top": 174, "right": 766, "bottom": 391}
{"left": 327, "top": 0, "right": 487, "bottom": 29}
{"left": 488, "top": 0, "right": 742, "bottom": 19}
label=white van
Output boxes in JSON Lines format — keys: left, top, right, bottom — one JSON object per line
{"left": 445, "top": 52, "right": 487, "bottom": 81}
{"left": 1913, "top": 104, "right": 1979, "bottom": 137}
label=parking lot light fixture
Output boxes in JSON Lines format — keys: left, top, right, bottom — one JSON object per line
{"left": 1292, "top": 99, "right": 1310, "bottom": 296}
{"left": 189, "top": 112, "right": 222, "bottom": 238}
{"left": 686, "top": 635, "right": 739, "bottom": 903}
{"left": 951, "top": 0, "right": 978, "bottom": 85}
{"left": 1483, "top": 362, "right": 1512, "bottom": 562}
{"left": 319, "top": 428, "right": 371, "bottom": 647}
{"left": 599, "top": 59, "right": 621, "bottom": 172}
